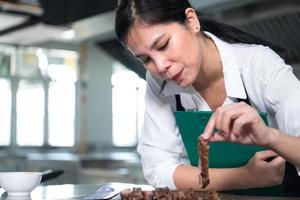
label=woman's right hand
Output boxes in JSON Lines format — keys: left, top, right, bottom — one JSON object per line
{"left": 201, "top": 102, "right": 275, "bottom": 147}
{"left": 242, "top": 150, "right": 285, "bottom": 188}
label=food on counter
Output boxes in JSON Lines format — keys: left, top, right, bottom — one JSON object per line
{"left": 120, "top": 188, "right": 152, "bottom": 200}
{"left": 199, "top": 138, "right": 210, "bottom": 189}
{"left": 120, "top": 187, "right": 219, "bottom": 200}
{"left": 119, "top": 138, "right": 216, "bottom": 200}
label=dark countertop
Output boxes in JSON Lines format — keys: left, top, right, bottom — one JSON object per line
{"left": 220, "top": 193, "right": 299, "bottom": 200}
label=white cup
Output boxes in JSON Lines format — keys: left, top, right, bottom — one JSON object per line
{"left": 0, "top": 172, "right": 42, "bottom": 196}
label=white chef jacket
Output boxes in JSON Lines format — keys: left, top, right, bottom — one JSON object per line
{"left": 137, "top": 32, "right": 300, "bottom": 189}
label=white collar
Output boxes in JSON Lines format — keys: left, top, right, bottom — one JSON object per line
{"left": 161, "top": 32, "right": 247, "bottom": 100}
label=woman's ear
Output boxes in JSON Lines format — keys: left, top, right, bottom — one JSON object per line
{"left": 185, "top": 8, "right": 201, "bottom": 33}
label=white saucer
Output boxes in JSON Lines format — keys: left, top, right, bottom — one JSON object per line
{"left": 7, "top": 192, "right": 30, "bottom": 196}
{"left": 5, "top": 193, "right": 32, "bottom": 200}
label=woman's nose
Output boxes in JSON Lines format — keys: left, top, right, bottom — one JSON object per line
{"left": 154, "top": 55, "right": 171, "bottom": 73}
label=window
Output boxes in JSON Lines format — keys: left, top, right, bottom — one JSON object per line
{"left": 45, "top": 50, "right": 78, "bottom": 147}
{"left": 0, "top": 46, "right": 79, "bottom": 148}
{"left": 17, "top": 80, "right": 44, "bottom": 146}
{"left": 48, "top": 64, "right": 77, "bottom": 147}
{"left": 0, "top": 78, "right": 11, "bottom": 146}
{"left": 112, "top": 62, "right": 146, "bottom": 147}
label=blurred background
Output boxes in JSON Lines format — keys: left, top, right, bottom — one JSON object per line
{"left": 0, "top": 0, "right": 299, "bottom": 186}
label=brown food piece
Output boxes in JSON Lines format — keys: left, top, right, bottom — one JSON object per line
{"left": 181, "top": 188, "right": 202, "bottom": 200}
{"left": 143, "top": 190, "right": 154, "bottom": 200}
{"left": 120, "top": 189, "right": 131, "bottom": 200}
{"left": 131, "top": 188, "right": 144, "bottom": 200}
{"left": 120, "top": 187, "right": 220, "bottom": 200}
{"left": 198, "top": 137, "right": 210, "bottom": 189}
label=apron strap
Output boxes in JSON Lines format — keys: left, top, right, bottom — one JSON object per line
{"left": 175, "top": 94, "right": 185, "bottom": 111}
{"left": 237, "top": 81, "right": 251, "bottom": 105}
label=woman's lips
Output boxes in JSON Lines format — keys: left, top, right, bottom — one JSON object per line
{"left": 170, "top": 69, "right": 183, "bottom": 82}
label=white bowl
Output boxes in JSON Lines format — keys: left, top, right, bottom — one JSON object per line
{"left": 0, "top": 172, "right": 42, "bottom": 196}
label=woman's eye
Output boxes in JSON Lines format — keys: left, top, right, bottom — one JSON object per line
{"left": 158, "top": 40, "right": 169, "bottom": 51}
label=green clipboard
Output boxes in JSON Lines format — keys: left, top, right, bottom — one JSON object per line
{"left": 174, "top": 111, "right": 284, "bottom": 196}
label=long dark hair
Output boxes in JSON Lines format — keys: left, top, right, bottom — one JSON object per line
{"left": 115, "top": 0, "right": 284, "bottom": 54}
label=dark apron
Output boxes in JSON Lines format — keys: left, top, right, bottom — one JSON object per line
{"left": 174, "top": 94, "right": 300, "bottom": 197}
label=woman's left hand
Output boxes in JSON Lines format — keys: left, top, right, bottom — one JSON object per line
{"left": 242, "top": 150, "right": 285, "bottom": 188}
{"left": 201, "top": 102, "right": 273, "bottom": 147}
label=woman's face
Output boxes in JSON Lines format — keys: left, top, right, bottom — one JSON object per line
{"left": 125, "top": 9, "right": 205, "bottom": 87}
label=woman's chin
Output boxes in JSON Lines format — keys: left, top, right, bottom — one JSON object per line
{"left": 177, "top": 80, "right": 190, "bottom": 88}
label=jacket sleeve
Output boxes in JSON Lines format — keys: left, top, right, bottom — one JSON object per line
{"left": 137, "top": 73, "right": 186, "bottom": 189}
{"left": 257, "top": 47, "right": 300, "bottom": 137}
{"left": 256, "top": 47, "right": 300, "bottom": 174}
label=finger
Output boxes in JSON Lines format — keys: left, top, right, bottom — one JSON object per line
{"left": 222, "top": 110, "right": 242, "bottom": 135}
{"left": 215, "top": 105, "right": 236, "bottom": 134}
{"left": 220, "top": 111, "right": 232, "bottom": 134}
{"left": 278, "top": 159, "right": 286, "bottom": 172}
{"left": 269, "top": 156, "right": 286, "bottom": 166}
{"left": 206, "top": 132, "right": 227, "bottom": 142}
{"left": 201, "top": 114, "right": 216, "bottom": 140}
{"left": 215, "top": 108, "right": 223, "bottom": 133}
{"left": 215, "top": 105, "right": 245, "bottom": 135}
{"left": 231, "top": 112, "right": 253, "bottom": 136}
{"left": 255, "top": 150, "right": 278, "bottom": 160}
{"left": 219, "top": 131, "right": 232, "bottom": 140}
{"left": 208, "top": 130, "right": 245, "bottom": 143}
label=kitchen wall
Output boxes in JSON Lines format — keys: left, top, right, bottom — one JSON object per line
{"left": 84, "top": 44, "right": 113, "bottom": 147}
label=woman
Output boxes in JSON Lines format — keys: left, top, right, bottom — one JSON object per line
{"left": 114, "top": 0, "right": 292, "bottom": 192}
